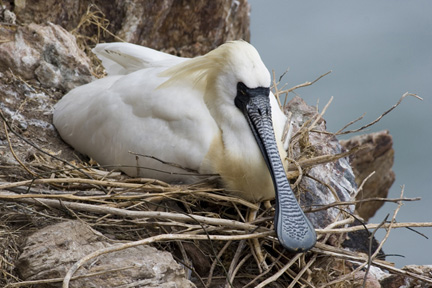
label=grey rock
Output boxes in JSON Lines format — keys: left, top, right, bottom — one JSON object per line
{"left": 0, "top": 22, "right": 92, "bottom": 92}
{"left": 17, "top": 221, "right": 195, "bottom": 288}
{"left": 13, "top": 0, "right": 250, "bottom": 57}
{"left": 286, "top": 96, "right": 356, "bottom": 228}
{"left": 340, "top": 130, "right": 395, "bottom": 221}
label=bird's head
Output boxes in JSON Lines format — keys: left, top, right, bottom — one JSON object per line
{"left": 207, "top": 40, "right": 271, "bottom": 102}
{"left": 158, "top": 40, "right": 271, "bottom": 106}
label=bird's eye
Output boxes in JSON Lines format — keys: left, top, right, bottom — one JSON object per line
{"left": 237, "top": 82, "right": 248, "bottom": 96}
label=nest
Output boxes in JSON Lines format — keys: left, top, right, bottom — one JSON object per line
{"left": 1, "top": 5, "right": 431, "bottom": 288}
{"left": 1, "top": 84, "right": 429, "bottom": 288}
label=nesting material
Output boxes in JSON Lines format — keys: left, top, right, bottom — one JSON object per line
{"left": 1, "top": 82, "right": 430, "bottom": 287}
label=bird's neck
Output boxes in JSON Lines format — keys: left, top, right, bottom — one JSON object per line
{"left": 202, "top": 85, "right": 276, "bottom": 202}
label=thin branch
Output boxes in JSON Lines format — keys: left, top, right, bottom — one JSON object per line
{"left": 316, "top": 221, "right": 432, "bottom": 234}
{"left": 285, "top": 71, "right": 332, "bottom": 94}
{"left": 288, "top": 254, "right": 317, "bottom": 288}
{"left": 3, "top": 121, "right": 37, "bottom": 176}
{"left": 5, "top": 265, "right": 135, "bottom": 287}
{"left": 305, "top": 196, "right": 420, "bottom": 213}
{"left": 0, "top": 110, "right": 106, "bottom": 192}
{"left": 255, "top": 254, "right": 302, "bottom": 288}
{"left": 207, "top": 240, "right": 233, "bottom": 287}
{"left": 336, "top": 92, "right": 423, "bottom": 135}
{"left": 363, "top": 214, "right": 389, "bottom": 288}
{"left": 0, "top": 192, "right": 262, "bottom": 231}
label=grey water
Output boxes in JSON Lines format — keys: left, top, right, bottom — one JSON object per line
{"left": 249, "top": 0, "right": 432, "bottom": 267}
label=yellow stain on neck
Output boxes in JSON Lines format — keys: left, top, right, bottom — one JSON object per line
{"left": 201, "top": 133, "right": 276, "bottom": 203}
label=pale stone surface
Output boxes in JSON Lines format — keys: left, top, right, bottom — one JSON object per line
{"left": 17, "top": 221, "right": 195, "bottom": 288}
{"left": 0, "top": 22, "right": 93, "bottom": 91}
{"left": 380, "top": 265, "right": 432, "bottom": 287}
{"left": 0, "top": 23, "right": 91, "bottom": 171}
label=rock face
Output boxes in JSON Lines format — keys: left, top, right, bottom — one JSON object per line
{"left": 0, "top": 22, "right": 92, "bottom": 174}
{"left": 340, "top": 130, "right": 395, "bottom": 221}
{"left": 17, "top": 221, "right": 195, "bottom": 288}
{"left": 380, "top": 265, "right": 432, "bottom": 288}
{"left": 285, "top": 96, "right": 357, "bottom": 228}
{"left": 13, "top": 0, "right": 251, "bottom": 57}
{"left": 0, "top": 22, "right": 93, "bottom": 91}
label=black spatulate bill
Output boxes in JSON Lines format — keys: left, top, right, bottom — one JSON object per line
{"left": 235, "top": 82, "right": 316, "bottom": 252}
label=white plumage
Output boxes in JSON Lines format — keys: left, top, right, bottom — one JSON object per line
{"left": 54, "top": 41, "right": 287, "bottom": 202}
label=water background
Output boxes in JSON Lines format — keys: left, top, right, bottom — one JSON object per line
{"left": 249, "top": 0, "right": 432, "bottom": 267}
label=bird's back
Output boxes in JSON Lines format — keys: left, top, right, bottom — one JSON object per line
{"left": 54, "top": 45, "right": 219, "bottom": 182}
{"left": 92, "top": 42, "right": 186, "bottom": 75}
{"left": 54, "top": 41, "right": 287, "bottom": 188}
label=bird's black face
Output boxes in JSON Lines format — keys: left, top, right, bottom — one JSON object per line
{"left": 234, "top": 82, "right": 272, "bottom": 169}
{"left": 234, "top": 82, "right": 316, "bottom": 253}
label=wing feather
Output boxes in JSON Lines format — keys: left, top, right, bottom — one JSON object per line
{"left": 92, "top": 42, "right": 186, "bottom": 75}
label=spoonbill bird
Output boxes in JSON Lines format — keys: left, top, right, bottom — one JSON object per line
{"left": 53, "top": 40, "right": 316, "bottom": 252}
